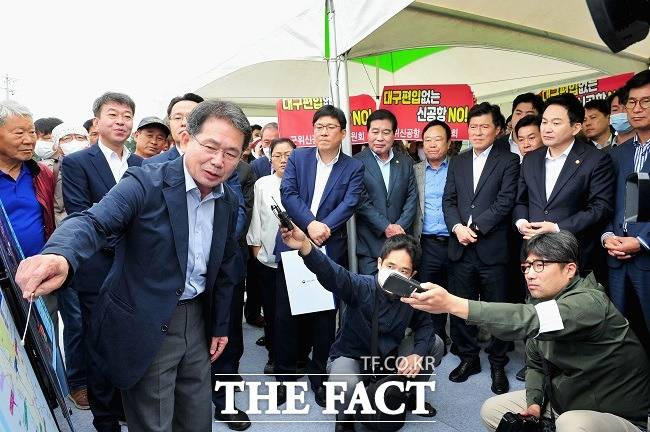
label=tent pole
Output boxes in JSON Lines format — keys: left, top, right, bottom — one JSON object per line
{"left": 338, "top": 54, "right": 358, "bottom": 273}
{"left": 327, "top": 0, "right": 358, "bottom": 273}
{"left": 326, "top": 0, "right": 340, "bottom": 107}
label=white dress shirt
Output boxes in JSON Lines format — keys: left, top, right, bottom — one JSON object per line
{"left": 182, "top": 161, "right": 223, "bottom": 300}
{"left": 246, "top": 174, "right": 283, "bottom": 268}
{"left": 371, "top": 149, "right": 394, "bottom": 191}
{"left": 472, "top": 145, "right": 493, "bottom": 192}
{"left": 509, "top": 134, "right": 522, "bottom": 162}
{"left": 452, "top": 145, "right": 492, "bottom": 232}
{"left": 310, "top": 149, "right": 340, "bottom": 217}
{"left": 545, "top": 141, "right": 574, "bottom": 200}
{"left": 97, "top": 139, "right": 131, "bottom": 182}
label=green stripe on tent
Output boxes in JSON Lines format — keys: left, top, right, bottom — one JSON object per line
{"left": 351, "top": 47, "right": 449, "bottom": 73}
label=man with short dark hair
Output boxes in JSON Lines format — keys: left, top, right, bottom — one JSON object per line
{"left": 403, "top": 231, "right": 650, "bottom": 432}
{"left": 83, "top": 118, "right": 99, "bottom": 145}
{"left": 282, "top": 229, "right": 444, "bottom": 430}
{"left": 16, "top": 99, "right": 249, "bottom": 431}
{"left": 355, "top": 108, "right": 418, "bottom": 275}
{"left": 133, "top": 116, "right": 170, "bottom": 159}
{"left": 33, "top": 117, "right": 63, "bottom": 167}
{"left": 603, "top": 69, "right": 650, "bottom": 354}
{"left": 442, "top": 102, "right": 519, "bottom": 394}
{"left": 61, "top": 91, "right": 142, "bottom": 431}
{"left": 583, "top": 99, "right": 615, "bottom": 151}
{"left": 608, "top": 88, "right": 636, "bottom": 146}
{"left": 513, "top": 114, "right": 543, "bottom": 157}
{"left": 514, "top": 93, "right": 615, "bottom": 281}
{"left": 413, "top": 120, "right": 453, "bottom": 344}
{"left": 276, "top": 104, "right": 364, "bottom": 406}
{"left": 494, "top": 93, "right": 545, "bottom": 161}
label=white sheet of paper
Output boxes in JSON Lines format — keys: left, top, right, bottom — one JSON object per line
{"left": 534, "top": 300, "right": 565, "bottom": 335}
{"left": 281, "top": 249, "right": 335, "bottom": 315}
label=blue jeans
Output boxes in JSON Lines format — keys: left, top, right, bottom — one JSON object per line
{"left": 56, "top": 287, "right": 86, "bottom": 390}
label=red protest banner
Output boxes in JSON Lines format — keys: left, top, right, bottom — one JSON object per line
{"left": 349, "top": 94, "right": 376, "bottom": 145}
{"left": 538, "top": 72, "right": 633, "bottom": 104}
{"left": 277, "top": 95, "right": 376, "bottom": 147}
{"left": 379, "top": 84, "right": 476, "bottom": 141}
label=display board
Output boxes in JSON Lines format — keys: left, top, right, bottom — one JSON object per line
{"left": 0, "top": 201, "right": 73, "bottom": 431}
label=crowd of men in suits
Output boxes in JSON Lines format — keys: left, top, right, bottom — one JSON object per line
{"left": 1, "top": 68, "right": 649, "bottom": 432}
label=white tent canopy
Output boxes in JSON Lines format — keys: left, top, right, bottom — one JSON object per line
{"left": 193, "top": 0, "right": 649, "bottom": 116}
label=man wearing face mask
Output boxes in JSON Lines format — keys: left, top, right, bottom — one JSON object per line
{"left": 280, "top": 227, "right": 444, "bottom": 431}
{"left": 50, "top": 122, "right": 91, "bottom": 410}
{"left": 608, "top": 88, "right": 636, "bottom": 146}
{"left": 33, "top": 117, "right": 63, "bottom": 169}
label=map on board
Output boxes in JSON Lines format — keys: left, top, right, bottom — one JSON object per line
{"left": 0, "top": 289, "right": 58, "bottom": 431}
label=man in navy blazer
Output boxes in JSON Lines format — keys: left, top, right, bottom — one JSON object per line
{"left": 354, "top": 109, "right": 418, "bottom": 274}
{"left": 249, "top": 122, "right": 278, "bottom": 179}
{"left": 17, "top": 100, "right": 249, "bottom": 431}
{"left": 275, "top": 105, "right": 363, "bottom": 405}
{"left": 514, "top": 94, "right": 615, "bottom": 280}
{"left": 602, "top": 70, "right": 650, "bottom": 354}
{"left": 143, "top": 93, "right": 248, "bottom": 239}
{"left": 442, "top": 102, "right": 519, "bottom": 395}
{"left": 61, "top": 92, "right": 141, "bottom": 431}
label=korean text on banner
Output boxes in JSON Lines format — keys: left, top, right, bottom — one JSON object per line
{"left": 539, "top": 72, "right": 634, "bottom": 104}
{"left": 380, "top": 84, "right": 476, "bottom": 141}
{"left": 277, "top": 95, "right": 376, "bottom": 146}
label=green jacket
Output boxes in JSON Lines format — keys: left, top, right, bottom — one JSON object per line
{"left": 467, "top": 273, "right": 650, "bottom": 428}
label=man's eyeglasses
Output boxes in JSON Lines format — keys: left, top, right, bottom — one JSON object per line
{"left": 271, "top": 153, "right": 291, "bottom": 160}
{"left": 520, "top": 260, "right": 569, "bottom": 274}
{"left": 314, "top": 124, "right": 340, "bottom": 133}
{"left": 625, "top": 97, "right": 650, "bottom": 110}
{"left": 190, "top": 134, "right": 240, "bottom": 161}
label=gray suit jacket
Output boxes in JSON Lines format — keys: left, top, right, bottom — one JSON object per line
{"left": 354, "top": 148, "right": 418, "bottom": 262}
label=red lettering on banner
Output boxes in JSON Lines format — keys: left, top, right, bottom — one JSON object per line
{"left": 380, "top": 85, "right": 475, "bottom": 141}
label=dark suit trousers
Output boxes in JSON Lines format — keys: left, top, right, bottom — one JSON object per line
{"left": 358, "top": 255, "right": 379, "bottom": 276}
{"left": 418, "top": 235, "right": 450, "bottom": 340}
{"left": 274, "top": 262, "right": 336, "bottom": 390}
{"left": 609, "top": 262, "right": 650, "bottom": 356}
{"left": 449, "top": 248, "right": 510, "bottom": 368}
{"left": 244, "top": 254, "right": 263, "bottom": 322}
{"left": 77, "top": 290, "right": 124, "bottom": 432}
{"left": 212, "top": 261, "right": 246, "bottom": 411}
{"left": 122, "top": 299, "right": 212, "bottom": 431}
{"left": 253, "top": 259, "right": 278, "bottom": 361}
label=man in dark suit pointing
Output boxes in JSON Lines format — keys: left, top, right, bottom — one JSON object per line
{"left": 15, "top": 100, "right": 248, "bottom": 431}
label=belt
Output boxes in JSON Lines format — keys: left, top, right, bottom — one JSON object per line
{"left": 421, "top": 234, "right": 449, "bottom": 242}
{"left": 177, "top": 293, "right": 203, "bottom": 306}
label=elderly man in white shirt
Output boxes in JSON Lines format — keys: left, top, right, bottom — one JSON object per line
{"left": 246, "top": 138, "right": 296, "bottom": 375}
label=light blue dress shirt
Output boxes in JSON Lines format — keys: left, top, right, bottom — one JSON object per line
{"left": 371, "top": 149, "right": 394, "bottom": 191}
{"left": 422, "top": 159, "right": 449, "bottom": 236}
{"left": 181, "top": 162, "right": 224, "bottom": 300}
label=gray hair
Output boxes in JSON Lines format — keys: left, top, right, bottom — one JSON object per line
{"left": 186, "top": 99, "right": 252, "bottom": 150}
{"left": 261, "top": 122, "right": 278, "bottom": 136}
{"left": 523, "top": 231, "right": 580, "bottom": 268}
{"left": 0, "top": 100, "right": 32, "bottom": 127}
{"left": 92, "top": 92, "right": 136, "bottom": 117}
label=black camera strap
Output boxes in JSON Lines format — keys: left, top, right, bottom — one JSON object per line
{"left": 370, "top": 290, "right": 380, "bottom": 377}
{"left": 541, "top": 358, "right": 558, "bottom": 425}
